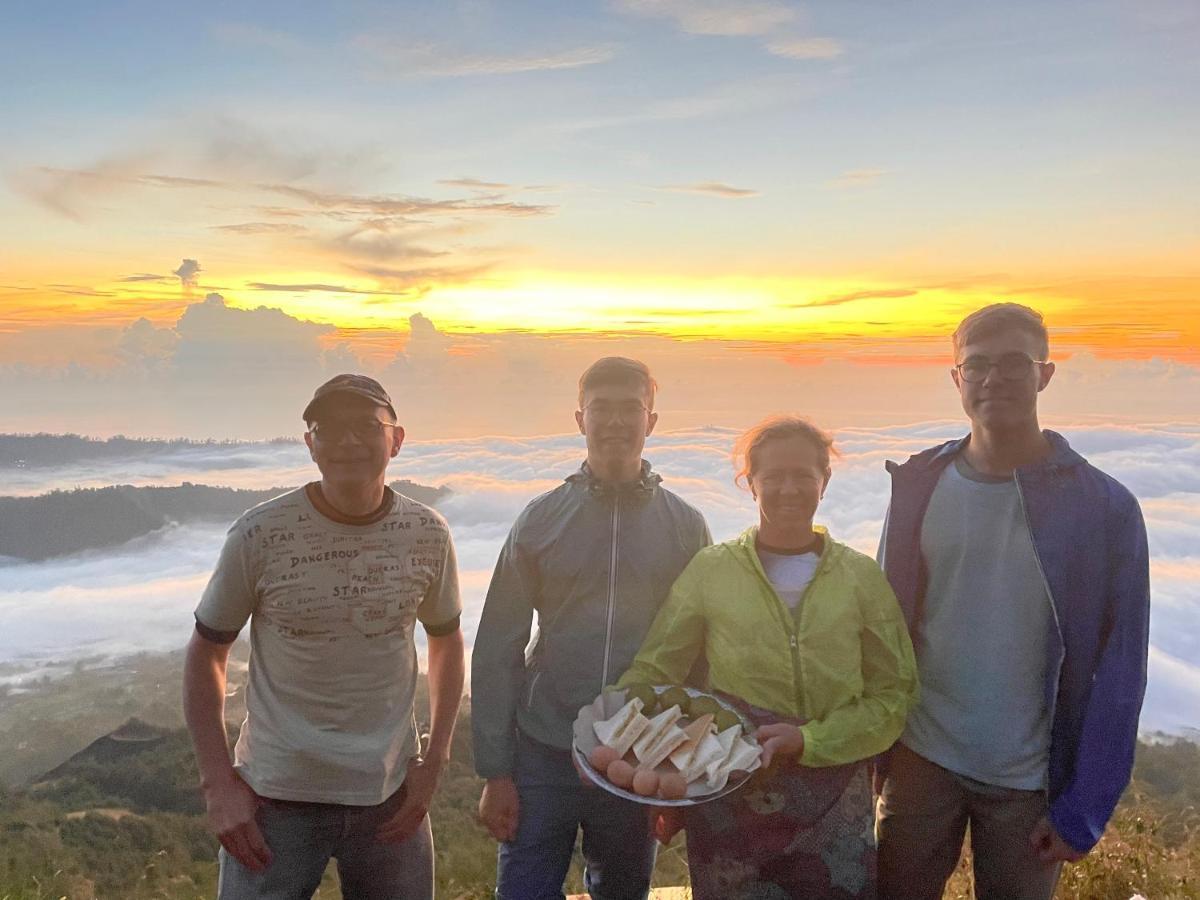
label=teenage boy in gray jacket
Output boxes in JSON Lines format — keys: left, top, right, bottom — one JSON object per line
{"left": 472, "top": 357, "right": 711, "bottom": 900}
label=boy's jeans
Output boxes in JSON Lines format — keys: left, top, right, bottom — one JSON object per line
{"left": 217, "top": 783, "right": 433, "bottom": 900}
{"left": 495, "top": 731, "right": 656, "bottom": 900}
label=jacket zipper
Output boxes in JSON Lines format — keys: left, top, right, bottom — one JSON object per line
{"left": 785, "top": 557, "right": 827, "bottom": 721}
{"left": 600, "top": 495, "right": 620, "bottom": 690}
{"left": 1014, "top": 472, "right": 1065, "bottom": 760}
{"left": 749, "top": 540, "right": 819, "bottom": 719}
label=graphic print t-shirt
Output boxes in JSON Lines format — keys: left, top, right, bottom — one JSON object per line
{"left": 195, "top": 487, "right": 460, "bottom": 804}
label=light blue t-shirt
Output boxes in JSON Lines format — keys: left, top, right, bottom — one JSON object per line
{"left": 901, "top": 455, "right": 1054, "bottom": 791}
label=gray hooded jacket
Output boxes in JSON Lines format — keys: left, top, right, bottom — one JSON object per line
{"left": 471, "top": 461, "right": 711, "bottom": 779}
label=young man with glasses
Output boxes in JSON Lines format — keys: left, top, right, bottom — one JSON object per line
{"left": 472, "top": 357, "right": 711, "bottom": 900}
{"left": 184, "top": 374, "right": 465, "bottom": 899}
{"left": 875, "top": 304, "right": 1151, "bottom": 899}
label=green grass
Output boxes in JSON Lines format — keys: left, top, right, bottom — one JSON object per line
{"left": 2, "top": 652, "right": 1197, "bottom": 899}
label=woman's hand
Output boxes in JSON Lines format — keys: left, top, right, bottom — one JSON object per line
{"left": 754, "top": 723, "right": 805, "bottom": 768}
{"left": 652, "top": 807, "right": 686, "bottom": 845}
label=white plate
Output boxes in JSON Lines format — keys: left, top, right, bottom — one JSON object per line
{"left": 571, "top": 685, "right": 761, "bottom": 807}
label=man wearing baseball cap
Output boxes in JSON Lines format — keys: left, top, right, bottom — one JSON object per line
{"left": 184, "top": 374, "right": 465, "bottom": 899}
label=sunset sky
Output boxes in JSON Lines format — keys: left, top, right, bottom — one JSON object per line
{"left": 2, "top": 0, "right": 1198, "bottom": 437}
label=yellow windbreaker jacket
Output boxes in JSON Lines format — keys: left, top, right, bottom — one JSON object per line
{"left": 620, "top": 525, "right": 918, "bottom": 768}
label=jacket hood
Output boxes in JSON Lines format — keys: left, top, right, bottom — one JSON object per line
{"left": 565, "top": 458, "right": 663, "bottom": 497}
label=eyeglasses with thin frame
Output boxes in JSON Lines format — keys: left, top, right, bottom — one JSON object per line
{"left": 581, "top": 400, "right": 651, "bottom": 423}
{"left": 308, "top": 419, "right": 397, "bottom": 443}
{"left": 954, "top": 352, "right": 1049, "bottom": 384}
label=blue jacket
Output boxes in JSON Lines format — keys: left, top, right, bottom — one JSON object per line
{"left": 879, "top": 430, "right": 1150, "bottom": 852}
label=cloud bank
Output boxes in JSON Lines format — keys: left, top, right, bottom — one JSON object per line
{"left": 2, "top": 421, "right": 1196, "bottom": 733}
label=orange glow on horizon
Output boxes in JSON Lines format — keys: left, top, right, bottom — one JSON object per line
{"left": 3, "top": 269, "right": 1198, "bottom": 367}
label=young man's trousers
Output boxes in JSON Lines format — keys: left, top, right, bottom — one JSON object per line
{"left": 876, "top": 743, "right": 1062, "bottom": 900}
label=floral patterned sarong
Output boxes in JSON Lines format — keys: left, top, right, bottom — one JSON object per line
{"left": 683, "top": 695, "right": 876, "bottom": 899}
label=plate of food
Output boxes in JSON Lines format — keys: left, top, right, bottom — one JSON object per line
{"left": 572, "top": 684, "right": 763, "bottom": 807}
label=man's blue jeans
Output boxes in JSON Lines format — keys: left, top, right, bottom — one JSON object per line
{"left": 216, "top": 784, "right": 433, "bottom": 900}
{"left": 495, "top": 732, "right": 656, "bottom": 900}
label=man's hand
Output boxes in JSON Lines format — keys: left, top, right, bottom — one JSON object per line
{"left": 1029, "top": 816, "right": 1087, "bottom": 864}
{"left": 478, "top": 776, "right": 520, "bottom": 842}
{"left": 377, "top": 757, "right": 444, "bottom": 844}
{"left": 755, "top": 723, "right": 805, "bottom": 769}
{"left": 204, "top": 774, "right": 272, "bottom": 872}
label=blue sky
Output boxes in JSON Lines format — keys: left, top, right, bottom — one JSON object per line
{"left": 0, "top": 0, "right": 1197, "bottom": 436}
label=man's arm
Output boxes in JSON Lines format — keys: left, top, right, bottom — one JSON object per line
{"left": 472, "top": 521, "right": 537, "bottom": 842}
{"left": 377, "top": 625, "right": 466, "bottom": 843}
{"left": 1044, "top": 499, "right": 1151, "bottom": 855}
{"left": 182, "top": 629, "right": 272, "bottom": 871}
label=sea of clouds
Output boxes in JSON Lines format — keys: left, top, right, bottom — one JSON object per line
{"left": 1, "top": 421, "right": 1197, "bottom": 733}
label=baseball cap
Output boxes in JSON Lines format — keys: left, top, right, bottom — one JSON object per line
{"left": 302, "top": 374, "right": 397, "bottom": 423}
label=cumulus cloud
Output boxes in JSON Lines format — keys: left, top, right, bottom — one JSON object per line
{"left": 321, "top": 342, "right": 365, "bottom": 375}
{"left": 172, "top": 258, "right": 202, "bottom": 287}
{"left": 172, "top": 293, "right": 331, "bottom": 379}
{"left": 3, "top": 421, "right": 1195, "bottom": 732}
{"left": 655, "top": 181, "right": 760, "bottom": 198}
{"left": 117, "top": 317, "right": 178, "bottom": 373}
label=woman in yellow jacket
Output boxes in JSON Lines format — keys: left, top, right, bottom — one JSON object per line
{"left": 619, "top": 415, "right": 918, "bottom": 899}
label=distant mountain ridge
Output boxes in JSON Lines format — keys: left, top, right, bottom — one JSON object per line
{"left": 0, "top": 481, "right": 450, "bottom": 561}
{"left": 0, "top": 432, "right": 287, "bottom": 468}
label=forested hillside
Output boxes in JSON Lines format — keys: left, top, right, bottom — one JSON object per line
{"left": 0, "top": 434, "right": 281, "bottom": 469}
{"left": 0, "top": 480, "right": 449, "bottom": 561}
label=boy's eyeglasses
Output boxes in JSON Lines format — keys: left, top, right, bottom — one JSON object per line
{"left": 955, "top": 353, "right": 1049, "bottom": 383}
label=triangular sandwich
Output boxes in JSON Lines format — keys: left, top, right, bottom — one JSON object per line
{"left": 632, "top": 705, "right": 687, "bottom": 769}
{"left": 593, "top": 697, "right": 650, "bottom": 756}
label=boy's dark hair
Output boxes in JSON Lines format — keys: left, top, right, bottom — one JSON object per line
{"left": 577, "top": 357, "right": 657, "bottom": 409}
